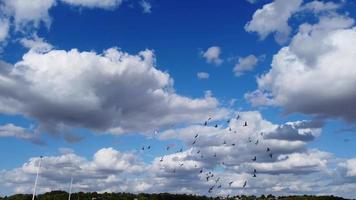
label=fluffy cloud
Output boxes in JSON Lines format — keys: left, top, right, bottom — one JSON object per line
{"left": 1, "top": 111, "right": 355, "bottom": 198}
{"left": 246, "top": 15, "right": 356, "bottom": 123}
{"left": 2, "top": 0, "right": 56, "bottom": 29}
{"left": 233, "top": 55, "right": 260, "bottom": 77}
{"left": 0, "top": 47, "right": 226, "bottom": 137}
{"left": 197, "top": 72, "right": 210, "bottom": 80}
{"left": 245, "top": 0, "right": 303, "bottom": 44}
{"left": 0, "top": 148, "right": 146, "bottom": 194}
{"left": 201, "top": 46, "right": 223, "bottom": 66}
{"left": 60, "top": 0, "right": 123, "bottom": 9}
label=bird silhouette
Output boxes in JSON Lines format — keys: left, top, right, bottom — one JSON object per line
{"left": 192, "top": 140, "right": 197, "bottom": 145}
{"left": 255, "top": 140, "right": 259, "bottom": 145}
{"left": 266, "top": 147, "right": 270, "bottom": 152}
{"left": 253, "top": 173, "right": 256, "bottom": 177}
{"left": 194, "top": 133, "right": 199, "bottom": 138}
{"left": 252, "top": 156, "right": 257, "bottom": 161}
{"left": 243, "top": 121, "right": 248, "bottom": 127}
{"left": 228, "top": 181, "right": 233, "bottom": 187}
{"left": 160, "top": 157, "right": 164, "bottom": 162}
{"left": 236, "top": 115, "right": 240, "bottom": 120}
{"left": 269, "top": 153, "right": 273, "bottom": 158}
{"left": 214, "top": 124, "right": 218, "bottom": 128}
{"left": 243, "top": 180, "right": 247, "bottom": 188}
{"left": 199, "top": 169, "right": 203, "bottom": 173}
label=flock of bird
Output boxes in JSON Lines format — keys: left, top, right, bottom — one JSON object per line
{"left": 140, "top": 114, "right": 274, "bottom": 196}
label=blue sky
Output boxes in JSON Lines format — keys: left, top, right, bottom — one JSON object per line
{"left": 0, "top": 0, "right": 356, "bottom": 198}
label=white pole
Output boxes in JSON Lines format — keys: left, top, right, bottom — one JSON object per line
{"left": 32, "top": 156, "right": 43, "bottom": 200}
{"left": 68, "top": 176, "right": 73, "bottom": 200}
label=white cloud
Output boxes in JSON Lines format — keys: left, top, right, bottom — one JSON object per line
{"left": 0, "top": 18, "right": 10, "bottom": 43}
{"left": 246, "top": 15, "right": 356, "bottom": 122}
{"left": 0, "top": 47, "right": 227, "bottom": 137}
{"left": 245, "top": 0, "right": 303, "bottom": 44}
{"left": 0, "top": 123, "right": 43, "bottom": 144}
{"left": 0, "top": 148, "right": 146, "bottom": 194}
{"left": 0, "top": 111, "right": 355, "bottom": 198}
{"left": 299, "top": 0, "right": 341, "bottom": 14}
{"left": 140, "top": 0, "right": 152, "bottom": 14}
{"left": 342, "top": 158, "right": 356, "bottom": 177}
{"left": 20, "top": 34, "right": 53, "bottom": 53}
{"left": 197, "top": 72, "right": 209, "bottom": 80}
{"left": 2, "top": 0, "right": 56, "bottom": 29}
{"left": 201, "top": 46, "right": 223, "bottom": 66}
{"left": 233, "top": 54, "right": 259, "bottom": 77}
{"left": 60, "top": 0, "right": 123, "bottom": 9}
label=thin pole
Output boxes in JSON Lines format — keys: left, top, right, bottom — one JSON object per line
{"left": 68, "top": 176, "right": 73, "bottom": 200}
{"left": 32, "top": 156, "right": 43, "bottom": 200}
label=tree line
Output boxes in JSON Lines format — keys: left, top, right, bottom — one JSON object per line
{"left": 0, "top": 191, "right": 350, "bottom": 200}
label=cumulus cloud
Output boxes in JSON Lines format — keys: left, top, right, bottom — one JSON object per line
{"left": 245, "top": 0, "right": 303, "bottom": 44}
{"left": 2, "top": 0, "right": 56, "bottom": 29}
{"left": 0, "top": 148, "right": 146, "bottom": 194}
{"left": 233, "top": 54, "right": 260, "bottom": 77}
{"left": 1, "top": 111, "right": 355, "bottom": 198}
{"left": 197, "top": 72, "right": 210, "bottom": 80}
{"left": 246, "top": 15, "right": 356, "bottom": 123}
{"left": 0, "top": 47, "right": 227, "bottom": 137}
{"left": 201, "top": 46, "right": 223, "bottom": 66}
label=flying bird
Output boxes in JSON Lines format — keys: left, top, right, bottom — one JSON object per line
{"left": 243, "top": 180, "right": 247, "bottom": 188}
{"left": 269, "top": 153, "right": 273, "bottom": 158}
{"left": 243, "top": 121, "right": 248, "bottom": 127}
{"left": 229, "top": 181, "right": 233, "bottom": 186}
{"left": 266, "top": 147, "right": 270, "bottom": 152}
{"left": 214, "top": 124, "right": 218, "bottom": 128}
{"left": 255, "top": 140, "right": 259, "bottom": 145}
{"left": 252, "top": 156, "right": 257, "bottom": 161}
{"left": 194, "top": 133, "right": 199, "bottom": 138}
{"left": 236, "top": 115, "right": 240, "bottom": 120}
{"left": 192, "top": 140, "right": 197, "bottom": 145}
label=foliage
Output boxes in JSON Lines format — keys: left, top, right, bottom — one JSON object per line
{"left": 0, "top": 191, "right": 351, "bottom": 200}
